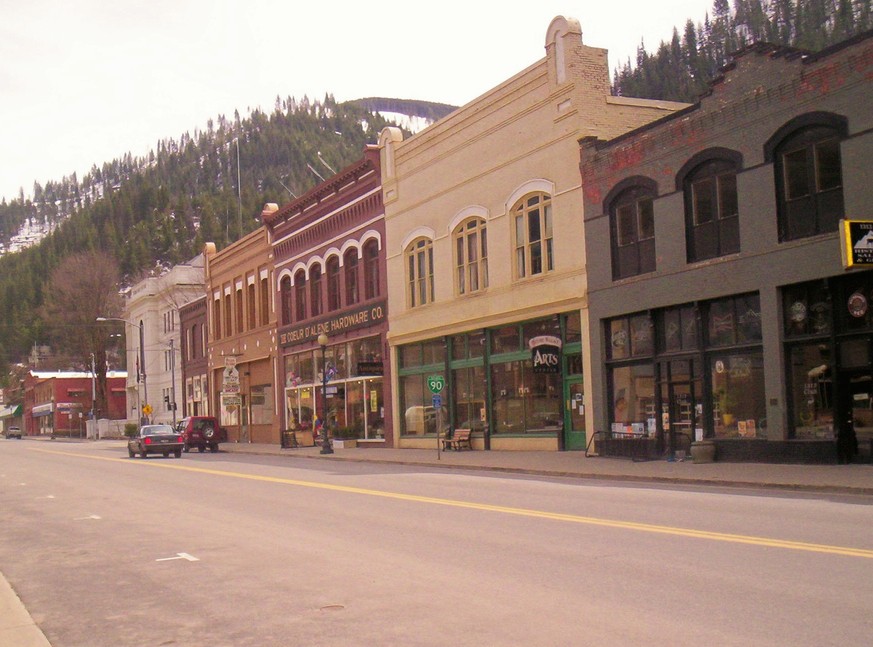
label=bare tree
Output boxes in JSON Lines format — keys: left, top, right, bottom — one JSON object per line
{"left": 41, "top": 251, "right": 124, "bottom": 418}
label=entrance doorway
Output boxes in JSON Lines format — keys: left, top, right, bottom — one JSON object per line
{"left": 657, "top": 359, "right": 701, "bottom": 456}
{"left": 837, "top": 369, "right": 873, "bottom": 460}
{"left": 563, "top": 377, "right": 586, "bottom": 450}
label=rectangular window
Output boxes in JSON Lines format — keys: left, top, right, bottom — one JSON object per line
{"left": 638, "top": 199, "right": 655, "bottom": 239}
{"left": 617, "top": 204, "right": 636, "bottom": 245}
{"left": 235, "top": 287, "right": 244, "bottom": 333}
{"left": 259, "top": 276, "right": 270, "bottom": 326}
{"left": 718, "top": 174, "right": 739, "bottom": 218}
{"left": 815, "top": 140, "right": 842, "bottom": 192}
{"left": 692, "top": 177, "right": 715, "bottom": 224}
{"left": 213, "top": 298, "right": 222, "bottom": 339}
{"left": 784, "top": 148, "right": 810, "bottom": 200}
{"left": 247, "top": 282, "right": 256, "bottom": 329}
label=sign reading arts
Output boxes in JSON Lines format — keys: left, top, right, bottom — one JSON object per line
{"left": 530, "top": 335, "right": 562, "bottom": 374}
{"left": 840, "top": 219, "right": 873, "bottom": 268}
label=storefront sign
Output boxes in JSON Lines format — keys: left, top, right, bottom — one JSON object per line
{"left": 357, "top": 361, "right": 384, "bottom": 376}
{"left": 278, "top": 301, "right": 387, "bottom": 346}
{"left": 530, "top": 335, "right": 562, "bottom": 374}
{"left": 841, "top": 219, "right": 873, "bottom": 268}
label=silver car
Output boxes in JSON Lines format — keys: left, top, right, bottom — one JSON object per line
{"left": 128, "top": 424, "right": 184, "bottom": 459}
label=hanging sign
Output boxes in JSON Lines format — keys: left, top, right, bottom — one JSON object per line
{"left": 530, "top": 335, "right": 562, "bottom": 374}
{"left": 840, "top": 219, "right": 873, "bottom": 268}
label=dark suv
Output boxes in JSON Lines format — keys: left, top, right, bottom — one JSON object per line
{"left": 175, "top": 416, "right": 226, "bottom": 453}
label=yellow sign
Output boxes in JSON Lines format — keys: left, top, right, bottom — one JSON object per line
{"left": 142, "top": 404, "right": 153, "bottom": 416}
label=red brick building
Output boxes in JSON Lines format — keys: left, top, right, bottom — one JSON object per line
{"left": 24, "top": 371, "right": 128, "bottom": 437}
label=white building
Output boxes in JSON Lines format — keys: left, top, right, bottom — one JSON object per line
{"left": 123, "top": 255, "right": 206, "bottom": 424}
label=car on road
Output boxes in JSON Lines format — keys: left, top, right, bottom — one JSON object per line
{"left": 128, "top": 424, "right": 184, "bottom": 459}
{"left": 3, "top": 426, "right": 22, "bottom": 439}
{"left": 175, "top": 416, "right": 226, "bottom": 453}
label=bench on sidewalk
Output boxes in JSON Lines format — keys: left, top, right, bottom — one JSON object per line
{"left": 441, "top": 428, "right": 472, "bottom": 451}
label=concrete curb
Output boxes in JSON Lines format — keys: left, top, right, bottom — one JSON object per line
{"left": 0, "top": 573, "right": 51, "bottom": 647}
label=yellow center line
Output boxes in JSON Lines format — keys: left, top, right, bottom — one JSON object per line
{"left": 33, "top": 447, "right": 873, "bottom": 559}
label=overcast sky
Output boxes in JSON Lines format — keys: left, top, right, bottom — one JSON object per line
{"left": 0, "top": 0, "right": 716, "bottom": 203}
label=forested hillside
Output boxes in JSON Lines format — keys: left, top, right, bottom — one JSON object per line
{"left": 0, "top": 96, "right": 437, "bottom": 371}
{"left": 613, "top": 0, "right": 872, "bottom": 102}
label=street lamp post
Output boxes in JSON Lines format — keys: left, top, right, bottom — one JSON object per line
{"left": 96, "top": 316, "right": 148, "bottom": 424}
{"left": 317, "top": 332, "right": 333, "bottom": 454}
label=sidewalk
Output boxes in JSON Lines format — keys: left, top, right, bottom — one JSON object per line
{"left": 220, "top": 441, "right": 873, "bottom": 495}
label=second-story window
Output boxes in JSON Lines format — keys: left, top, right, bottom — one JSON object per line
{"left": 327, "top": 257, "right": 341, "bottom": 311}
{"left": 454, "top": 218, "right": 488, "bottom": 295}
{"left": 406, "top": 238, "right": 434, "bottom": 307}
{"left": 294, "top": 270, "right": 307, "bottom": 321}
{"left": 364, "top": 240, "right": 380, "bottom": 300}
{"left": 310, "top": 264, "right": 323, "bottom": 317}
{"left": 213, "top": 297, "right": 222, "bottom": 339}
{"left": 259, "top": 275, "right": 270, "bottom": 326}
{"left": 513, "top": 192, "right": 553, "bottom": 279}
{"left": 247, "top": 281, "right": 256, "bottom": 329}
{"left": 235, "top": 285, "right": 244, "bottom": 333}
{"left": 280, "top": 276, "right": 293, "bottom": 325}
{"left": 344, "top": 249, "right": 359, "bottom": 306}
{"left": 610, "top": 184, "right": 656, "bottom": 280}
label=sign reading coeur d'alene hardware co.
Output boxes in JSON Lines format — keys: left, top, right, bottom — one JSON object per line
{"left": 278, "top": 300, "right": 387, "bottom": 347}
{"left": 840, "top": 219, "right": 873, "bottom": 268}
{"left": 530, "top": 335, "right": 562, "bottom": 374}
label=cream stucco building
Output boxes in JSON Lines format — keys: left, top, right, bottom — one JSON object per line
{"left": 379, "top": 16, "right": 687, "bottom": 450}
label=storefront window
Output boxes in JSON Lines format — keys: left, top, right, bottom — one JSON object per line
{"left": 661, "top": 305, "right": 697, "bottom": 353}
{"left": 400, "top": 373, "right": 443, "bottom": 435}
{"left": 452, "top": 330, "right": 486, "bottom": 360}
{"left": 490, "top": 360, "right": 561, "bottom": 434}
{"left": 784, "top": 280, "right": 832, "bottom": 337}
{"left": 491, "top": 326, "right": 520, "bottom": 354}
{"left": 710, "top": 352, "right": 765, "bottom": 438}
{"left": 608, "top": 319, "right": 630, "bottom": 360}
{"left": 630, "top": 314, "right": 654, "bottom": 356}
{"left": 422, "top": 339, "right": 446, "bottom": 366}
{"left": 522, "top": 318, "right": 560, "bottom": 348}
{"left": 609, "top": 364, "right": 655, "bottom": 435}
{"left": 708, "top": 294, "right": 761, "bottom": 347}
{"left": 788, "top": 343, "right": 834, "bottom": 439}
{"left": 565, "top": 311, "right": 582, "bottom": 344}
{"left": 250, "top": 385, "right": 273, "bottom": 425}
{"left": 452, "top": 365, "right": 486, "bottom": 432}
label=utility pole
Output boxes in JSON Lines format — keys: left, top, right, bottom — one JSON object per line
{"left": 169, "top": 338, "right": 177, "bottom": 426}
{"left": 90, "top": 353, "right": 97, "bottom": 439}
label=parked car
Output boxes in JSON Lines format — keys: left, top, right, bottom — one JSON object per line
{"left": 3, "top": 426, "right": 21, "bottom": 439}
{"left": 175, "top": 416, "right": 226, "bottom": 453}
{"left": 128, "top": 424, "right": 183, "bottom": 459}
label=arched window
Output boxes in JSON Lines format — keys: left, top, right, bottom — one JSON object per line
{"left": 678, "top": 150, "right": 741, "bottom": 262}
{"left": 294, "top": 270, "right": 307, "bottom": 321}
{"left": 344, "top": 248, "right": 359, "bottom": 306}
{"left": 766, "top": 112, "right": 847, "bottom": 241}
{"left": 406, "top": 238, "right": 434, "bottom": 307}
{"left": 608, "top": 180, "right": 656, "bottom": 280}
{"left": 280, "top": 275, "right": 293, "bottom": 325}
{"left": 512, "top": 192, "right": 552, "bottom": 279}
{"left": 310, "top": 264, "right": 323, "bottom": 317}
{"left": 326, "top": 257, "right": 341, "bottom": 311}
{"left": 364, "top": 240, "right": 380, "bottom": 300}
{"left": 454, "top": 217, "right": 488, "bottom": 295}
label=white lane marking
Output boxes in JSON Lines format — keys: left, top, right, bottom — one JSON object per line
{"left": 75, "top": 514, "right": 101, "bottom": 520}
{"left": 155, "top": 553, "right": 199, "bottom": 562}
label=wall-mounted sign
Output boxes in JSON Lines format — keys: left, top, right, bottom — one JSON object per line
{"left": 848, "top": 291, "right": 868, "bottom": 318}
{"left": 840, "top": 219, "right": 873, "bottom": 268}
{"left": 279, "top": 301, "right": 387, "bottom": 347}
{"left": 529, "top": 335, "right": 562, "bottom": 374}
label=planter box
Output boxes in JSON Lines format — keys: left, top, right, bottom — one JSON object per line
{"left": 333, "top": 439, "right": 357, "bottom": 449}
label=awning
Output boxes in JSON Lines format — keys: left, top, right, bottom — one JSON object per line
{"left": 0, "top": 404, "right": 22, "bottom": 419}
{"left": 31, "top": 402, "right": 54, "bottom": 417}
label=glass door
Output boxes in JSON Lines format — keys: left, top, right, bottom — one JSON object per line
{"left": 563, "top": 377, "right": 586, "bottom": 450}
